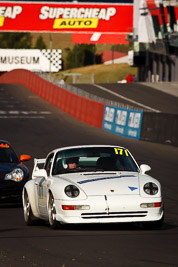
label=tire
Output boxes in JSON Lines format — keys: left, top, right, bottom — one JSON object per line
{"left": 48, "top": 194, "right": 60, "bottom": 229}
{"left": 23, "top": 191, "right": 36, "bottom": 225}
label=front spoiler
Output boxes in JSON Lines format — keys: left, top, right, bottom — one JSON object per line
{"left": 54, "top": 195, "right": 164, "bottom": 224}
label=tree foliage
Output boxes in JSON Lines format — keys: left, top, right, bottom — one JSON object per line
{"left": 0, "top": 33, "right": 32, "bottom": 48}
{"left": 114, "top": 44, "right": 133, "bottom": 53}
{"left": 66, "top": 44, "right": 101, "bottom": 69}
{"left": 34, "top": 35, "right": 47, "bottom": 49}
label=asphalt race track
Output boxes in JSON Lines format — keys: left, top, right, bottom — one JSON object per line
{"left": 76, "top": 83, "right": 178, "bottom": 113}
{"left": 0, "top": 83, "right": 178, "bottom": 267}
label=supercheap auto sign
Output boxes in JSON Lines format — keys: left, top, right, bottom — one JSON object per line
{"left": 0, "top": 2, "right": 133, "bottom": 33}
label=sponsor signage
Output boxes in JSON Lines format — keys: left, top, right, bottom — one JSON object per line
{"left": 146, "top": 0, "right": 178, "bottom": 26}
{"left": 0, "top": 49, "right": 62, "bottom": 72}
{"left": 72, "top": 33, "right": 129, "bottom": 44}
{"left": 102, "top": 105, "right": 143, "bottom": 140}
{"left": 0, "top": 2, "right": 133, "bottom": 33}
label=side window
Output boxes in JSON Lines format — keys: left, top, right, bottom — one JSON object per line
{"left": 44, "top": 153, "right": 54, "bottom": 176}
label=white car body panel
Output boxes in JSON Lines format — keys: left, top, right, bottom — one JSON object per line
{"left": 55, "top": 195, "right": 163, "bottom": 224}
{"left": 23, "top": 145, "right": 164, "bottom": 226}
{"left": 59, "top": 172, "right": 139, "bottom": 196}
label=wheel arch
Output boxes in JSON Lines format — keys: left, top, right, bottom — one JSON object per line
{"left": 47, "top": 182, "right": 64, "bottom": 200}
{"left": 23, "top": 180, "right": 40, "bottom": 218}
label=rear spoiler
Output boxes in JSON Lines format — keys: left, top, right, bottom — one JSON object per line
{"left": 32, "top": 158, "right": 46, "bottom": 179}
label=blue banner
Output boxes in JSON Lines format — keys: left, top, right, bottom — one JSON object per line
{"left": 102, "top": 106, "right": 143, "bottom": 140}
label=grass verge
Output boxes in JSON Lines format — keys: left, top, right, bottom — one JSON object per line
{"left": 53, "top": 63, "right": 137, "bottom": 84}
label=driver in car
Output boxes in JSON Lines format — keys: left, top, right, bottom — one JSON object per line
{"left": 66, "top": 157, "right": 79, "bottom": 169}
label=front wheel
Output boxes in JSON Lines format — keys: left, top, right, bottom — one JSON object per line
{"left": 48, "top": 194, "right": 61, "bottom": 229}
{"left": 23, "top": 191, "right": 36, "bottom": 225}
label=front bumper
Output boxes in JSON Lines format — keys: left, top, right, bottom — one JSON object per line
{"left": 55, "top": 195, "right": 164, "bottom": 224}
{"left": 0, "top": 180, "right": 26, "bottom": 202}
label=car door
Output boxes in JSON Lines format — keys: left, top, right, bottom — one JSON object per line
{"left": 37, "top": 153, "right": 54, "bottom": 218}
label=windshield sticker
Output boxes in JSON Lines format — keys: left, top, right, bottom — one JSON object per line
{"left": 114, "top": 148, "right": 128, "bottom": 156}
{"left": 128, "top": 186, "right": 138, "bottom": 191}
{"left": 0, "top": 143, "right": 10, "bottom": 148}
{"left": 77, "top": 175, "right": 136, "bottom": 184}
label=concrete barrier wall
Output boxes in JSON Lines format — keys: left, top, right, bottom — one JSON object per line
{"left": 140, "top": 112, "right": 178, "bottom": 146}
{"left": 0, "top": 69, "right": 104, "bottom": 128}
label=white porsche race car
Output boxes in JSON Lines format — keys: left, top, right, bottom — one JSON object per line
{"left": 22, "top": 145, "right": 164, "bottom": 229}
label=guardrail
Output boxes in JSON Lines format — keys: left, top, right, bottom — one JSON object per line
{"left": 0, "top": 69, "right": 177, "bottom": 146}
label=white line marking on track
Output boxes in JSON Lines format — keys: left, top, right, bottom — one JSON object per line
{"left": 0, "top": 116, "right": 45, "bottom": 119}
{"left": 0, "top": 110, "right": 51, "bottom": 114}
{"left": 93, "top": 84, "right": 160, "bottom": 112}
{"left": 39, "top": 111, "right": 52, "bottom": 114}
{"left": 0, "top": 110, "right": 51, "bottom": 119}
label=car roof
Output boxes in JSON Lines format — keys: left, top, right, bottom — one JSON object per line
{"left": 51, "top": 145, "right": 127, "bottom": 154}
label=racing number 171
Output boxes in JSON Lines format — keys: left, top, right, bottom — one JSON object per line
{"left": 114, "top": 148, "right": 128, "bottom": 156}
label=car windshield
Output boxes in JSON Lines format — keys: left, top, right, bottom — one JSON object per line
{"left": 52, "top": 147, "right": 138, "bottom": 175}
{"left": 0, "top": 143, "right": 19, "bottom": 163}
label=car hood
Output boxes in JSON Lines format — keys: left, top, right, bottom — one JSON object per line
{"left": 0, "top": 163, "right": 28, "bottom": 181}
{"left": 0, "top": 162, "right": 22, "bottom": 171}
{"left": 60, "top": 171, "right": 140, "bottom": 195}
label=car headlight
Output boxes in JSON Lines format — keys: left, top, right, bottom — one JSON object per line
{"left": 143, "top": 182, "right": 158, "bottom": 195}
{"left": 5, "top": 168, "right": 24, "bottom": 182}
{"left": 64, "top": 185, "right": 80, "bottom": 198}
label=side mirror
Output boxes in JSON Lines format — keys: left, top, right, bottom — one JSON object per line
{"left": 140, "top": 164, "right": 151, "bottom": 174}
{"left": 33, "top": 169, "right": 48, "bottom": 180}
{"left": 19, "top": 154, "right": 31, "bottom": 162}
